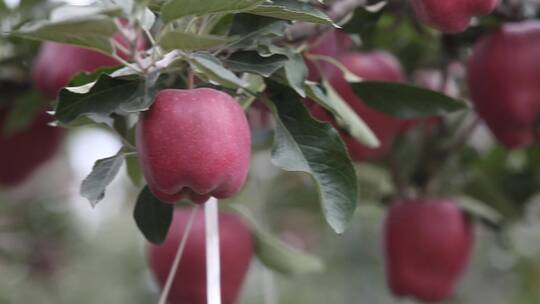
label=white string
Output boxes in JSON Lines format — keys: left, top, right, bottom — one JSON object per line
{"left": 158, "top": 206, "right": 199, "bottom": 304}
{"left": 205, "top": 197, "right": 221, "bottom": 304}
{"left": 262, "top": 266, "right": 278, "bottom": 304}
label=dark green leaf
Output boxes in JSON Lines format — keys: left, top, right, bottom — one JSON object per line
{"left": 56, "top": 74, "right": 143, "bottom": 123}
{"left": 134, "top": 186, "right": 174, "bottom": 244}
{"left": 283, "top": 53, "right": 308, "bottom": 97}
{"left": 350, "top": 81, "right": 467, "bottom": 118}
{"left": 161, "top": 0, "right": 264, "bottom": 23}
{"left": 80, "top": 150, "right": 124, "bottom": 207}
{"left": 190, "top": 52, "right": 247, "bottom": 89}
{"left": 119, "top": 72, "right": 160, "bottom": 112}
{"left": 228, "top": 14, "right": 288, "bottom": 49}
{"left": 267, "top": 81, "right": 358, "bottom": 234}
{"left": 225, "top": 51, "right": 288, "bottom": 77}
{"left": 68, "top": 66, "right": 121, "bottom": 87}
{"left": 249, "top": 0, "right": 334, "bottom": 25}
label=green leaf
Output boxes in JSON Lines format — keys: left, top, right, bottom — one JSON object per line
{"left": 305, "top": 81, "right": 379, "bottom": 148}
{"left": 56, "top": 74, "right": 143, "bottom": 123}
{"left": 12, "top": 15, "right": 117, "bottom": 54}
{"left": 232, "top": 205, "right": 324, "bottom": 275}
{"left": 350, "top": 81, "right": 468, "bottom": 118}
{"left": 249, "top": 0, "right": 334, "bottom": 25}
{"left": 228, "top": 14, "right": 288, "bottom": 49}
{"left": 161, "top": 0, "right": 264, "bottom": 23}
{"left": 283, "top": 53, "right": 308, "bottom": 97}
{"left": 159, "top": 30, "right": 228, "bottom": 51}
{"left": 266, "top": 45, "right": 307, "bottom": 97}
{"left": 454, "top": 195, "right": 503, "bottom": 227}
{"left": 2, "top": 91, "right": 47, "bottom": 135}
{"left": 118, "top": 72, "right": 160, "bottom": 112}
{"left": 225, "top": 51, "right": 288, "bottom": 77}
{"left": 133, "top": 186, "right": 174, "bottom": 244}
{"left": 80, "top": 150, "right": 124, "bottom": 207}
{"left": 68, "top": 66, "right": 122, "bottom": 87}
{"left": 267, "top": 81, "right": 358, "bottom": 234}
{"left": 190, "top": 52, "right": 248, "bottom": 89}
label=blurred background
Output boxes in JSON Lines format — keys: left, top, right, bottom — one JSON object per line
{"left": 2, "top": 0, "right": 540, "bottom": 303}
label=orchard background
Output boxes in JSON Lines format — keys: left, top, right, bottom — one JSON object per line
{"left": 1, "top": 0, "right": 540, "bottom": 303}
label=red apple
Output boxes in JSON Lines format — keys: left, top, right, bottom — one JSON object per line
{"left": 384, "top": 198, "right": 474, "bottom": 302}
{"left": 309, "top": 51, "right": 405, "bottom": 161}
{"left": 305, "top": 29, "right": 353, "bottom": 81}
{"left": 467, "top": 21, "right": 540, "bottom": 149}
{"left": 411, "top": 0, "right": 499, "bottom": 33}
{"left": 136, "top": 88, "right": 251, "bottom": 204}
{"left": 148, "top": 208, "right": 253, "bottom": 304}
{"left": 0, "top": 109, "right": 64, "bottom": 186}
{"left": 32, "top": 26, "right": 146, "bottom": 98}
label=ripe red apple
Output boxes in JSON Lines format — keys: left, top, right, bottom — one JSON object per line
{"left": 411, "top": 0, "right": 499, "bottom": 33}
{"left": 305, "top": 29, "right": 353, "bottom": 81}
{"left": 32, "top": 27, "right": 146, "bottom": 98}
{"left": 309, "top": 51, "right": 405, "bottom": 161}
{"left": 148, "top": 208, "right": 253, "bottom": 304}
{"left": 136, "top": 88, "right": 251, "bottom": 204}
{"left": 0, "top": 108, "right": 64, "bottom": 186}
{"left": 467, "top": 21, "right": 540, "bottom": 149}
{"left": 384, "top": 199, "right": 474, "bottom": 302}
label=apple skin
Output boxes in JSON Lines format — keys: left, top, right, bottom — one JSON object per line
{"left": 136, "top": 88, "right": 251, "bottom": 204}
{"left": 467, "top": 21, "right": 540, "bottom": 149}
{"left": 384, "top": 199, "right": 473, "bottom": 302}
{"left": 32, "top": 29, "right": 145, "bottom": 99}
{"left": 411, "top": 0, "right": 499, "bottom": 33}
{"left": 148, "top": 208, "right": 253, "bottom": 304}
{"left": 0, "top": 109, "right": 64, "bottom": 186}
{"left": 309, "top": 51, "right": 405, "bottom": 161}
{"left": 305, "top": 30, "right": 353, "bottom": 81}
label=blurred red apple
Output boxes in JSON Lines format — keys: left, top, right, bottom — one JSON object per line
{"left": 384, "top": 198, "right": 473, "bottom": 302}
{"left": 0, "top": 109, "right": 64, "bottom": 187}
{"left": 136, "top": 88, "right": 251, "bottom": 204}
{"left": 411, "top": 0, "right": 499, "bottom": 33}
{"left": 148, "top": 208, "right": 253, "bottom": 304}
{"left": 467, "top": 21, "right": 540, "bottom": 149}
{"left": 32, "top": 26, "right": 145, "bottom": 98}
{"left": 305, "top": 29, "right": 353, "bottom": 81}
{"left": 309, "top": 51, "right": 405, "bottom": 161}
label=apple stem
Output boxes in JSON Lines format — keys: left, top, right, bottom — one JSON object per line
{"left": 205, "top": 197, "right": 222, "bottom": 304}
{"left": 158, "top": 205, "right": 199, "bottom": 304}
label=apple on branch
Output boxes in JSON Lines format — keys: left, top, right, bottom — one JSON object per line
{"left": 136, "top": 88, "right": 251, "bottom": 204}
